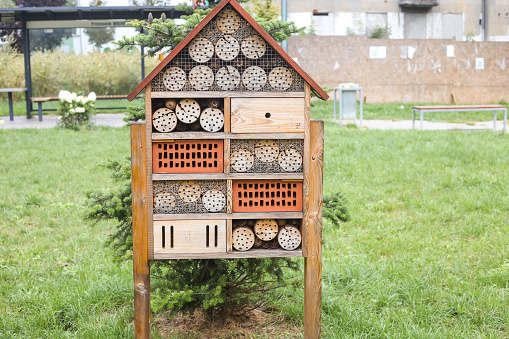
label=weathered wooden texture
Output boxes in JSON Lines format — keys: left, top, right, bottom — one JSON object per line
{"left": 153, "top": 220, "right": 226, "bottom": 254}
{"left": 152, "top": 132, "right": 304, "bottom": 140}
{"left": 302, "top": 84, "right": 311, "bottom": 256}
{"left": 153, "top": 248, "right": 303, "bottom": 260}
{"left": 145, "top": 84, "right": 155, "bottom": 260}
{"left": 150, "top": 91, "right": 305, "bottom": 99}
{"left": 231, "top": 98, "right": 305, "bottom": 133}
{"left": 131, "top": 122, "right": 151, "bottom": 339}
{"left": 289, "top": 35, "right": 509, "bottom": 104}
{"left": 303, "top": 120, "right": 324, "bottom": 339}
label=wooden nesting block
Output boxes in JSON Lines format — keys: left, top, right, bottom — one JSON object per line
{"left": 153, "top": 220, "right": 226, "bottom": 254}
{"left": 163, "top": 67, "right": 186, "bottom": 91}
{"left": 232, "top": 226, "right": 255, "bottom": 251}
{"left": 152, "top": 108, "right": 177, "bottom": 132}
{"left": 153, "top": 140, "right": 224, "bottom": 173}
{"left": 269, "top": 67, "right": 293, "bottom": 91}
{"left": 216, "top": 66, "right": 241, "bottom": 91}
{"left": 176, "top": 99, "right": 201, "bottom": 123}
{"left": 216, "top": 8, "right": 241, "bottom": 34}
{"left": 242, "top": 66, "right": 267, "bottom": 91}
{"left": 153, "top": 192, "right": 176, "bottom": 214}
{"left": 241, "top": 34, "right": 266, "bottom": 60}
{"left": 188, "top": 37, "right": 214, "bottom": 63}
{"left": 230, "top": 149, "right": 254, "bottom": 172}
{"left": 278, "top": 225, "right": 302, "bottom": 250}
{"left": 278, "top": 147, "right": 303, "bottom": 172}
{"left": 232, "top": 180, "right": 303, "bottom": 212}
{"left": 254, "top": 140, "right": 279, "bottom": 163}
{"left": 215, "top": 35, "right": 240, "bottom": 61}
{"left": 189, "top": 65, "right": 214, "bottom": 91}
{"left": 254, "top": 219, "right": 278, "bottom": 241}
{"left": 200, "top": 108, "right": 224, "bottom": 132}
{"left": 231, "top": 98, "right": 305, "bottom": 133}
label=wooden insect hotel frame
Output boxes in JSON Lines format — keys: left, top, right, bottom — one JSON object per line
{"left": 128, "top": 0, "right": 328, "bottom": 337}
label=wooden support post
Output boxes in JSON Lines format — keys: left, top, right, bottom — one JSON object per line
{"left": 304, "top": 120, "right": 324, "bottom": 339}
{"left": 131, "top": 122, "right": 151, "bottom": 339}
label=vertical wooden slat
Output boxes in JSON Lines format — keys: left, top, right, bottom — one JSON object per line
{"left": 303, "top": 120, "right": 324, "bottom": 339}
{"left": 131, "top": 122, "right": 151, "bottom": 339}
{"left": 145, "top": 84, "right": 154, "bottom": 260}
{"left": 224, "top": 97, "right": 231, "bottom": 133}
{"left": 302, "top": 83, "right": 311, "bottom": 256}
{"left": 227, "top": 180, "right": 233, "bottom": 213}
{"left": 226, "top": 219, "right": 233, "bottom": 252}
{"left": 224, "top": 139, "right": 231, "bottom": 174}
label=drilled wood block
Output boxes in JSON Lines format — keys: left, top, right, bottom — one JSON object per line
{"left": 241, "top": 34, "right": 266, "bottom": 60}
{"left": 188, "top": 37, "right": 214, "bottom": 63}
{"left": 200, "top": 108, "right": 224, "bottom": 132}
{"left": 269, "top": 67, "right": 293, "bottom": 91}
{"left": 242, "top": 66, "right": 267, "bottom": 91}
{"left": 189, "top": 65, "right": 214, "bottom": 91}
{"left": 215, "top": 35, "right": 240, "bottom": 61}
{"left": 216, "top": 7, "right": 241, "bottom": 34}
{"left": 230, "top": 149, "right": 254, "bottom": 172}
{"left": 152, "top": 108, "right": 177, "bottom": 133}
{"left": 176, "top": 99, "right": 201, "bottom": 124}
{"left": 254, "top": 219, "right": 278, "bottom": 241}
{"left": 232, "top": 226, "right": 255, "bottom": 251}
{"left": 278, "top": 225, "right": 301, "bottom": 250}
{"left": 216, "top": 66, "right": 241, "bottom": 91}
{"left": 153, "top": 140, "right": 224, "bottom": 174}
{"left": 153, "top": 220, "right": 226, "bottom": 254}
{"left": 163, "top": 67, "right": 186, "bottom": 91}
{"left": 231, "top": 98, "right": 305, "bottom": 133}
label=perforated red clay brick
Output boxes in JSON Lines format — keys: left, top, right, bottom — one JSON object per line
{"left": 232, "top": 180, "right": 302, "bottom": 212}
{"left": 153, "top": 140, "right": 224, "bottom": 173}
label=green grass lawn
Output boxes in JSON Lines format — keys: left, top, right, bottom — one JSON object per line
{"left": 312, "top": 99, "right": 509, "bottom": 123}
{"left": 1, "top": 121, "right": 509, "bottom": 337}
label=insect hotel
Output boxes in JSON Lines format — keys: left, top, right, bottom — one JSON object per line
{"left": 128, "top": 0, "right": 327, "bottom": 337}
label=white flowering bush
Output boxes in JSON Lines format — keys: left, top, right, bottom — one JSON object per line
{"left": 57, "top": 90, "right": 96, "bottom": 130}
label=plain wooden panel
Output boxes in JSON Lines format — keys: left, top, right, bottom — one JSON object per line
{"left": 150, "top": 91, "right": 305, "bottom": 99}
{"left": 153, "top": 212, "right": 304, "bottom": 220}
{"left": 131, "top": 122, "right": 150, "bottom": 339}
{"left": 304, "top": 120, "right": 324, "bottom": 339}
{"left": 226, "top": 219, "right": 233, "bottom": 252}
{"left": 224, "top": 97, "right": 231, "bottom": 133}
{"left": 153, "top": 220, "right": 226, "bottom": 255}
{"left": 231, "top": 98, "right": 305, "bottom": 133}
{"left": 152, "top": 173, "right": 304, "bottom": 181}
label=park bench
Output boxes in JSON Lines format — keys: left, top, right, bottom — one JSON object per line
{"left": 412, "top": 105, "right": 507, "bottom": 131}
{"left": 30, "top": 94, "right": 131, "bottom": 121}
{"left": 0, "top": 88, "right": 27, "bottom": 121}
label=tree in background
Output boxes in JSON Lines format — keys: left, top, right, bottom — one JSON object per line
{"left": 249, "top": 0, "right": 279, "bottom": 21}
{"left": 84, "top": 0, "right": 115, "bottom": 49}
{"left": 0, "top": 0, "right": 73, "bottom": 51}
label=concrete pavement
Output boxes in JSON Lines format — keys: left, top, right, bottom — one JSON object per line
{"left": 0, "top": 113, "right": 127, "bottom": 129}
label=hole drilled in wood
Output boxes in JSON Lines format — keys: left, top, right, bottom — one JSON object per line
{"left": 152, "top": 108, "right": 177, "bottom": 132}
{"left": 162, "top": 67, "right": 186, "bottom": 91}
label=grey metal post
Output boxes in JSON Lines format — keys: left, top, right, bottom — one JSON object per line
{"left": 281, "top": 0, "right": 288, "bottom": 52}
{"left": 8, "top": 92, "right": 14, "bottom": 121}
{"left": 359, "top": 88, "right": 363, "bottom": 128}
{"left": 333, "top": 89, "right": 337, "bottom": 121}
{"left": 22, "top": 21, "right": 32, "bottom": 119}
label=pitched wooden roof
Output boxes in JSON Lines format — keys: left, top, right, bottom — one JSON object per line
{"left": 127, "top": 0, "right": 328, "bottom": 101}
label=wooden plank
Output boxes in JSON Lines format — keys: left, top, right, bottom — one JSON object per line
{"left": 152, "top": 132, "right": 305, "bottom": 140}
{"left": 153, "top": 220, "right": 227, "bottom": 254}
{"left": 146, "top": 83, "right": 154, "bottom": 260}
{"left": 227, "top": 180, "right": 233, "bottom": 213}
{"left": 130, "top": 122, "right": 150, "bottom": 339}
{"left": 152, "top": 173, "right": 304, "bottom": 181}
{"left": 226, "top": 219, "right": 233, "bottom": 252}
{"left": 303, "top": 120, "right": 324, "bottom": 339}
{"left": 150, "top": 91, "right": 306, "bottom": 99}
{"left": 153, "top": 248, "right": 303, "bottom": 260}
{"left": 224, "top": 139, "right": 231, "bottom": 174}
{"left": 224, "top": 97, "right": 231, "bottom": 133}
{"left": 302, "top": 84, "right": 311, "bottom": 257}
{"left": 231, "top": 98, "right": 305, "bottom": 133}
{"left": 413, "top": 105, "right": 506, "bottom": 110}
{"left": 153, "top": 212, "right": 304, "bottom": 220}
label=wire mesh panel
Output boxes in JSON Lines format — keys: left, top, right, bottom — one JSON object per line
{"left": 153, "top": 180, "right": 227, "bottom": 214}
{"left": 232, "top": 180, "right": 303, "bottom": 212}
{"left": 151, "top": 4, "right": 305, "bottom": 93}
{"left": 153, "top": 140, "right": 224, "bottom": 173}
{"left": 230, "top": 139, "right": 304, "bottom": 173}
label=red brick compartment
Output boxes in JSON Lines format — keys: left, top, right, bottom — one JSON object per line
{"left": 232, "top": 180, "right": 303, "bottom": 212}
{"left": 153, "top": 140, "right": 224, "bottom": 173}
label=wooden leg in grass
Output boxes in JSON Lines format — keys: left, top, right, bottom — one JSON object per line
{"left": 131, "top": 123, "right": 151, "bottom": 339}
{"left": 304, "top": 120, "right": 324, "bottom": 338}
